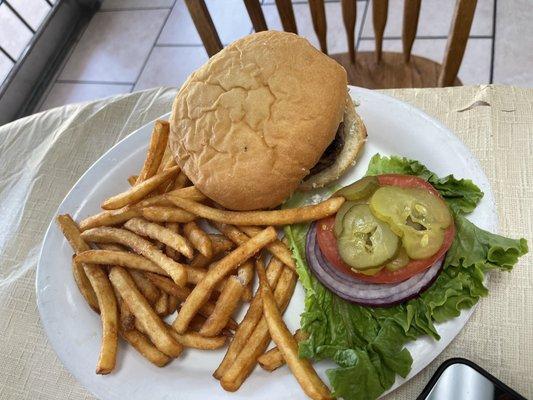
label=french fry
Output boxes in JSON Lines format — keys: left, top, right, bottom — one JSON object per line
{"left": 144, "top": 186, "right": 206, "bottom": 206}
{"left": 168, "top": 197, "right": 345, "bottom": 226}
{"left": 199, "top": 276, "right": 245, "bottom": 337}
{"left": 213, "top": 257, "right": 284, "bottom": 379}
{"left": 81, "top": 227, "right": 187, "bottom": 287}
{"left": 109, "top": 266, "right": 183, "bottom": 358}
{"left": 121, "top": 329, "right": 171, "bottom": 367}
{"left": 102, "top": 166, "right": 179, "bottom": 210}
{"left": 165, "top": 222, "right": 180, "bottom": 261}
{"left": 183, "top": 221, "right": 213, "bottom": 259}
{"left": 130, "top": 270, "right": 160, "bottom": 305}
{"left": 257, "top": 261, "right": 331, "bottom": 400}
{"left": 167, "top": 294, "right": 179, "bottom": 314}
{"left": 83, "top": 264, "right": 118, "bottom": 374}
{"left": 135, "top": 120, "right": 169, "bottom": 185}
{"left": 168, "top": 328, "right": 227, "bottom": 350}
{"left": 236, "top": 260, "right": 254, "bottom": 302}
{"left": 172, "top": 227, "right": 277, "bottom": 333}
{"left": 75, "top": 250, "right": 167, "bottom": 275}
{"left": 219, "top": 265, "right": 297, "bottom": 390}
{"left": 154, "top": 292, "right": 169, "bottom": 316}
{"left": 128, "top": 175, "right": 138, "bottom": 186}
{"left": 258, "top": 329, "right": 309, "bottom": 372}
{"left": 140, "top": 206, "right": 196, "bottom": 223}
{"left": 172, "top": 171, "right": 189, "bottom": 190}
{"left": 145, "top": 272, "right": 238, "bottom": 331}
{"left": 114, "top": 286, "right": 135, "bottom": 331}
{"left": 240, "top": 226, "right": 296, "bottom": 271}
{"left": 56, "top": 215, "right": 99, "bottom": 312}
{"left": 209, "top": 234, "right": 235, "bottom": 253}
{"left": 124, "top": 218, "right": 194, "bottom": 259}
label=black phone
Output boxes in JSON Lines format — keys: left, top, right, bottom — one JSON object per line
{"left": 416, "top": 358, "right": 527, "bottom": 400}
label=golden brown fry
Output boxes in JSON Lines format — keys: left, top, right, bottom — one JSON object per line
{"left": 121, "top": 329, "right": 171, "bottom": 367}
{"left": 140, "top": 206, "right": 196, "bottom": 223}
{"left": 56, "top": 215, "right": 99, "bottom": 312}
{"left": 128, "top": 175, "right": 138, "bottom": 186}
{"left": 168, "top": 328, "right": 227, "bottom": 350}
{"left": 83, "top": 264, "right": 118, "bottom": 374}
{"left": 240, "top": 226, "right": 296, "bottom": 271}
{"left": 257, "top": 262, "right": 331, "bottom": 400}
{"left": 219, "top": 265, "right": 297, "bottom": 390}
{"left": 130, "top": 270, "right": 160, "bottom": 304}
{"left": 172, "top": 171, "right": 189, "bottom": 190}
{"left": 102, "top": 166, "right": 179, "bottom": 210}
{"left": 213, "top": 257, "right": 284, "bottom": 379}
{"left": 75, "top": 250, "right": 167, "bottom": 275}
{"left": 172, "top": 227, "right": 277, "bottom": 333}
{"left": 165, "top": 222, "right": 180, "bottom": 261}
{"left": 258, "top": 329, "right": 309, "bottom": 372}
{"left": 114, "top": 286, "right": 135, "bottom": 331}
{"left": 183, "top": 221, "right": 213, "bottom": 259}
{"left": 145, "top": 272, "right": 238, "bottom": 331}
{"left": 154, "top": 291, "right": 169, "bottom": 316}
{"left": 236, "top": 260, "right": 254, "bottom": 302}
{"left": 167, "top": 294, "right": 179, "bottom": 314}
{"left": 109, "top": 266, "right": 182, "bottom": 358}
{"left": 168, "top": 197, "right": 345, "bottom": 226}
{"left": 81, "top": 227, "right": 187, "bottom": 287}
{"left": 124, "top": 218, "right": 194, "bottom": 259}
{"left": 209, "top": 234, "right": 235, "bottom": 253}
{"left": 199, "top": 276, "right": 244, "bottom": 337}
{"left": 136, "top": 120, "right": 169, "bottom": 185}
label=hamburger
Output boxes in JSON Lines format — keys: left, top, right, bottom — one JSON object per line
{"left": 169, "top": 31, "right": 367, "bottom": 210}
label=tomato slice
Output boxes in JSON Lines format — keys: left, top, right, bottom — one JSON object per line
{"left": 316, "top": 174, "right": 455, "bottom": 284}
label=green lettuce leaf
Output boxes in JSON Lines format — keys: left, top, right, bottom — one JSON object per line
{"left": 284, "top": 155, "right": 527, "bottom": 400}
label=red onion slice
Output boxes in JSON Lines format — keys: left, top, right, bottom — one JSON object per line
{"left": 306, "top": 223, "right": 443, "bottom": 307}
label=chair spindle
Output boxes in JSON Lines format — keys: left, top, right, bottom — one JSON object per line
{"left": 341, "top": 0, "right": 357, "bottom": 64}
{"left": 244, "top": 0, "right": 268, "bottom": 32}
{"left": 275, "top": 0, "right": 298, "bottom": 34}
{"left": 185, "top": 0, "right": 222, "bottom": 57}
{"left": 372, "top": 0, "right": 388, "bottom": 63}
{"left": 402, "top": 0, "right": 421, "bottom": 63}
{"left": 309, "top": 0, "right": 328, "bottom": 54}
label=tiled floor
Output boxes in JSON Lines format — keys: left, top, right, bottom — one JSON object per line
{"left": 36, "top": 0, "right": 533, "bottom": 112}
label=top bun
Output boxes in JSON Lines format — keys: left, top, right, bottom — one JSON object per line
{"left": 169, "top": 31, "right": 347, "bottom": 210}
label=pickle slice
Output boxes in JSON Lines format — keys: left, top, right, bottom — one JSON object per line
{"left": 334, "top": 201, "right": 358, "bottom": 237}
{"left": 370, "top": 186, "right": 452, "bottom": 259}
{"left": 385, "top": 247, "right": 410, "bottom": 271}
{"left": 334, "top": 176, "right": 380, "bottom": 201}
{"left": 337, "top": 204, "right": 399, "bottom": 270}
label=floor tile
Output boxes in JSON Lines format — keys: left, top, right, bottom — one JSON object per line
{"left": 0, "top": 3, "right": 34, "bottom": 60}
{"left": 357, "top": 37, "right": 492, "bottom": 85}
{"left": 493, "top": 0, "right": 533, "bottom": 86}
{"left": 158, "top": 0, "right": 252, "bottom": 46}
{"left": 134, "top": 46, "right": 208, "bottom": 91}
{"left": 39, "top": 83, "right": 132, "bottom": 112}
{"left": 8, "top": 0, "right": 51, "bottom": 31}
{"left": 262, "top": 1, "right": 366, "bottom": 54}
{"left": 361, "top": 0, "right": 494, "bottom": 38}
{"left": 0, "top": 52, "right": 14, "bottom": 86}
{"left": 59, "top": 9, "right": 169, "bottom": 83}
{"left": 100, "top": 0, "right": 174, "bottom": 10}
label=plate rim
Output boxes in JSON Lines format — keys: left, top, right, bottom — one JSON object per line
{"left": 35, "top": 86, "right": 498, "bottom": 400}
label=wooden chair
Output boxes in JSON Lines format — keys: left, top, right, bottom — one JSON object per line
{"left": 185, "top": 0, "right": 478, "bottom": 89}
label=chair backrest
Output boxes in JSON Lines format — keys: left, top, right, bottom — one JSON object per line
{"left": 184, "top": 0, "right": 478, "bottom": 87}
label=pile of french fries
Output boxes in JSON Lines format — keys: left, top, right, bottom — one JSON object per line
{"left": 57, "top": 120, "right": 344, "bottom": 399}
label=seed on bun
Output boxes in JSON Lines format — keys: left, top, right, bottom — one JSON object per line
{"left": 169, "top": 31, "right": 366, "bottom": 210}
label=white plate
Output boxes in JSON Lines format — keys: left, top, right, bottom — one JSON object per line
{"left": 36, "top": 87, "right": 497, "bottom": 400}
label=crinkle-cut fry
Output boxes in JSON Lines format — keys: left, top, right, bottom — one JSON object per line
{"left": 80, "top": 227, "right": 187, "bottom": 287}
{"left": 258, "top": 329, "right": 309, "bottom": 372}
{"left": 219, "top": 265, "right": 297, "bottom": 391}
{"left": 136, "top": 120, "right": 169, "bottom": 185}
{"left": 145, "top": 272, "right": 238, "bottom": 331}
{"left": 183, "top": 221, "right": 213, "bottom": 259}
{"left": 154, "top": 291, "right": 169, "bottom": 316}
{"left": 140, "top": 206, "right": 196, "bottom": 223}
{"left": 114, "top": 286, "right": 135, "bottom": 331}
{"left": 167, "top": 328, "right": 227, "bottom": 350}
{"left": 102, "top": 166, "right": 179, "bottom": 210}
{"left": 83, "top": 264, "right": 118, "bottom": 374}
{"left": 213, "top": 257, "right": 285, "bottom": 379}
{"left": 257, "top": 262, "right": 331, "bottom": 400}
{"left": 130, "top": 270, "right": 160, "bottom": 305}
{"left": 56, "top": 215, "right": 99, "bottom": 312}
{"left": 124, "top": 217, "right": 194, "bottom": 259}
{"left": 75, "top": 250, "right": 167, "bottom": 275}
{"left": 172, "top": 227, "right": 277, "bottom": 334}
{"left": 121, "top": 328, "right": 171, "bottom": 367}
{"left": 109, "top": 266, "right": 182, "bottom": 358}
{"left": 128, "top": 175, "right": 138, "bottom": 186}
{"left": 240, "top": 226, "right": 296, "bottom": 271}
{"left": 199, "top": 275, "right": 244, "bottom": 337}
{"left": 169, "top": 197, "right": 345, "bottom": 226}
